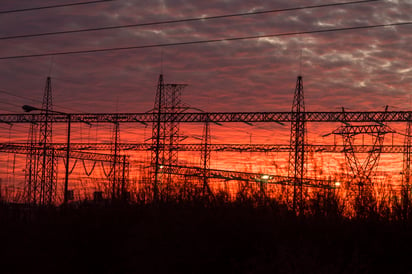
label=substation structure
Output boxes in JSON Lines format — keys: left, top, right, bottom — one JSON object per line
{"left": 0, "top": 75, "right": 411, "bottom": 215}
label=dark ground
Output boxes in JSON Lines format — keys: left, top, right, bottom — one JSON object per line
{"left": 1, "top": 201, "right": 412, "bottom": 274}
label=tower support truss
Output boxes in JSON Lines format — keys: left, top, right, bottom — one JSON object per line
{"left": 333, "top": 124, "right": 394, "bottom": 216}
{"left": 28, "top": 77, "right": 58, "bottom": 206}
{"left": 288, "top": 76, "right": 305, "bottom": 214}
{"left": 151, "top": 74, "right": 187, "bottom": 200}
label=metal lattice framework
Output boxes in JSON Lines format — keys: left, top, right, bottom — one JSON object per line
{"left": 0, "top": 142, "right": 130, "bottom": 203}
{"left": 164, "top": 83, "right": 187, "bottom": 168}
{"left": 2, "top": 75, "right": 412, "bottom": 210}
{"left": 332, "top": 123, "right": 395, "bottom": 215}
{"left": 2, "top": 142, "right": 409, "bottom": 153}
{"left": 333, "top": 124, "right": 395, "bottom": 181}
{"left": 288, "top": 76, "right": 305, "bottom": 214}
{"left": 5, "top": 111, "right": 412, "bottom": 124}
{"left": 151, "top": 74, "right": 187, "bottom": 199}
{"left": 31, "top": 77, "right": 58, "bottom": 205}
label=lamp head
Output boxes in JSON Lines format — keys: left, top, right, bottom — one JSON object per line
{"left": 22, "top": 105, "right": 40, "bottom": 113}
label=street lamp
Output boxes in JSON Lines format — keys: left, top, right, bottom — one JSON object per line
{"left": 23, "top": 104, "right": 72, "bottom": 205}
{"left": 260, "top": 174, "right": 271, "bottom": 181}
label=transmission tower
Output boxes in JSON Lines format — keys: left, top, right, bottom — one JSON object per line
{"left": 5, "top": 75, "right": 412, "bottom": 210}
{"left": 27, "top": 77, "right": 57, "bottom": 206}
{"left": 334, "top": 125, "right": 392, "bottom": 182}
{"left": 164, "top": 83, "right": 186, "bottom": 189}
{"left": 288, "top": 75, "right": 306, "bottom": 214}
{"left": 151, "top": 74, "right": 187, "bottom": 199}
{"left": 333, "top": 123, "right": 393, "bottom": 216}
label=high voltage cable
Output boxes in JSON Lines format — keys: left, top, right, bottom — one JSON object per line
{"left": 0, "top": 100, "right": 24, "bottom": 109}
{"left": 0, "top": 0, "right": 381, "bottom": 40}
{"left": 0, "top": 21, "right": 410, "bottom": 60}
{"left": 0, "top": 88, "right": 85, "bottom": 113}
{"left": 0, "top": 0, "right": 115, "bottom": 14}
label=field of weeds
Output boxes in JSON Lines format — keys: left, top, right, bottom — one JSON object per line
{"left": 1, "top": 198, "right": 412, "bottom": 273}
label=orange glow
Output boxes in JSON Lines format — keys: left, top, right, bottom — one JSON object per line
{"left": 0, "top": 118, "right": 408, "bottom": 218}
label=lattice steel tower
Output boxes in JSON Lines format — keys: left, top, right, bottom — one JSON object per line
{"left": 288, "top": 76, "right": 306, "bottom": 214}
{"left": 334, "top": 125, "right": 392, "bottom": 183}
{"left": 333, "top": 123, "right": 393, "bottom": 217}
{"left": 36, "top": 77, "right": 57, "bottom": 205}
{"left": 151, "top": 74, "right": 187, "bottom": 199}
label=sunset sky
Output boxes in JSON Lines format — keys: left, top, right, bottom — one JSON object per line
{"left": 0, "top": 0, "right": 411, "bottom": 198}
{"left": 0, "top": 0, "right": 410, "bottom": 113}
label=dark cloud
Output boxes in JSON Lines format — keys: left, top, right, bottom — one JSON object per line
{"left": 0, "top": 0, "right": 410, "bottom": 115}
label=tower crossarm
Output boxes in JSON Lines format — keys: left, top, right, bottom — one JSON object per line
{"left": 332, "top": 124, "right": 395, "bottom": 136}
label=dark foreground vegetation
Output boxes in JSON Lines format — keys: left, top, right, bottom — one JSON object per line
{"left": 1, "top": 198, "right": 412, "bottom": 274}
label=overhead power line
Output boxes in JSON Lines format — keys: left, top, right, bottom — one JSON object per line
{"left": 0, "top": 0, "right": 381, "bottom": 40}
{"left": 0, "top": 100, "right": 24, "bottom": 109}
{"left": 0, "top": 88, "right": 84, "bottom": 113}
{"left": 0, "top": 0, "right": 114, "bottom": 15}
{"left": 0, "top": 21, "right": 410, "bottom": 60}
{"left": 0, "top": 89, "right": 42, "bottom": 103}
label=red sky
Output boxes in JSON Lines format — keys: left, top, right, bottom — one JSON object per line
{"left": 0, "top": 0, "right": 411, "bottom": 199}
